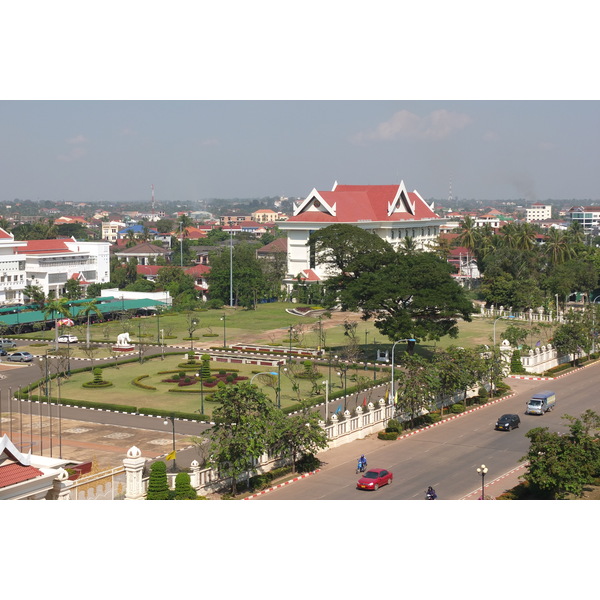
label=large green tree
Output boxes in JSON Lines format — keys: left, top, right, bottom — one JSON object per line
{"left": 207, "top": 242, "right": 267, "bottom": 309}
{"left": 337, "top": 250, "right": 474, "bottom": 342}
{"left": 521, "top": 410, "right": 600, "bottom": 499}
{"left": 204, "top": 382, "right": 283, "bottom": 495}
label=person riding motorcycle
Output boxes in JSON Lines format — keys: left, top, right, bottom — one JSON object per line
{"left": 426, "top": 486, "right": 437, "bottom": 500}
{"left": 357, "top": 454, "right": 367, "bottom": 473}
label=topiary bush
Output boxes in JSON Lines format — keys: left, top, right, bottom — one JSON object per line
{"left": 450, "top": 403, "right": 465, "bottom": 413}
{"left": 146, "top": 461, "right": 170, "bottom": 500}
{"left": 174, "top": 472, "right": 198, "bottom": 500}
{"left": 386, "top": 418, "right": 402, "bottom": 432}
{"left": 378, "top": 431, "right": 399, "bottom": 440}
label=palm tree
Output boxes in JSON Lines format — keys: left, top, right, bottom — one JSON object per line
{"left": 544, "top": 228, "right": 573, "bottom": 266}
{"left": 513, "top": 222, "right": 538, "bottom": 252}
{"left": 79, "top": 299, "right": 103, "bottom": 348}
{"left": 457, "top": 215, "right": 477, "bottom": 251}
{"left": 399, "top": 236, "right": 419, "bottom": 254}
{"left": 43, "top": 297, "right": 72, "bottom": 351}
{"left": 23, "top": 284, "right": 46, "bottom": 308}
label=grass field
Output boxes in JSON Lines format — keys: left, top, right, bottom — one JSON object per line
{"left": 16, "top": 303, "right": 558, "bottom": 416}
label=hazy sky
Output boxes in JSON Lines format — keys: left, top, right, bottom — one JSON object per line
{"left": 1, "top": 100, "right": 598, "bottom": 205}
{"left": 2, "top": 4, "right": 599, "bottom": 206}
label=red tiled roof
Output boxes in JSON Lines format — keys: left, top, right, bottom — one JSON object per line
{"left": 0, "top": 227, "right": 13, "bottom": 239}
{"left": 0, "top": 463, "right": 44, "bottom": 488}
{"left": 137, "top": 265, "right": 163, "bottom": 276}
{"left": 15, "top": 239, "right": 72, "bottom": 254}
{"left": 257, "top": 237, "right": 287, "bottom": 253}
{"left": 185, "top": 265, "right": 211, "bottom": 276}
{"left": 287, "top": 184, "right": 439, "bottom": 224}
{"left": 298, "top": 268, "right": 321, "bottom": 282}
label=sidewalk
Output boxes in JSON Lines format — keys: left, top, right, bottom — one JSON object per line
{"left": 461, "top": 463, "right": 527, "bottom": 500}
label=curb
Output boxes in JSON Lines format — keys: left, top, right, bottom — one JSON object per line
{"left": 243, "top": 469, "right": 321, "bottom": 500}
{"left": 461, "top": 464, "right": 528, "bottom": 500}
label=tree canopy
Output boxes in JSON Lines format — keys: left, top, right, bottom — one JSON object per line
{"left": 314, "top": 226, "right": 474, "bottom": 341}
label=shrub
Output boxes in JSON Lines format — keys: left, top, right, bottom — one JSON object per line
{"left": 146, "top": 461, "right": 170, "bottom": 500}
{"left": 450, "top": 403, "right": 465, "bottom": 413}
{"left": 386, "top": 418, "right": 402, "bottom": 432}
{"left": 378, "top": 431, "right": 399, "bottom": 440}
{"left": 174, "top": 472, "right": 197, "bottom": 500}
{"left": 295, "top": 453, "right": 321, "bottom": 473}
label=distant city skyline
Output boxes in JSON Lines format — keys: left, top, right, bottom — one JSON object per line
{"left": 1, "top": 101, "right": 598, "bottom": 206}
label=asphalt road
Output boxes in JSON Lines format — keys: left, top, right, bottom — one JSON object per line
{"left": 254, "top": 363, "right": 600, "bottom": 500}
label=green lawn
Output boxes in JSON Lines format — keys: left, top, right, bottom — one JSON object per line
{"left": 17, "top": 303, "right": 557, "bottom": 416}
{"left": 38, "top": 353, "right": 387, "bottom": 416}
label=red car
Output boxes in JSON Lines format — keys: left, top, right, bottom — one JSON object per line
{"left": 357, "top": 468, "right": 393, "bottom": 491}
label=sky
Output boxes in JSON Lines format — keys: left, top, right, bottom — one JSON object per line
{"left": 1, "top": 100, "right": 599, "bottom": 205}
{"left": 2, "top": 3, "right": 599, "bottom": 207}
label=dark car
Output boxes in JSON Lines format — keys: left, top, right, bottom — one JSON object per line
{"left": 357, "top": 468, "right": 393, "bottom": 491}
{"left": 0, "top": 349, "right": 7, "bottom": 356}
{"left": 7, "top": 351, "right": 34, "bottom": 362}
{"left": 495, "top": 413, "right": 520, "bottom": 431}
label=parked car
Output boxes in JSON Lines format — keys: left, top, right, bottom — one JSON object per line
{"left": 357, "top": 468, "right": 393, "bottom": 491}
{"left": 8, "top": 351, "right": 34, "bottom": 362}
{"left": 0, "top": 339, "right": 17, "bottom": 350}
{"left": 495, "top": 414, "right": 521, "bottom": 431}
{"left": 0, "top": 349, "right": 7, "bottom": 356}
{"left": 57, "top": 334, "right": 78, "bottom": 343}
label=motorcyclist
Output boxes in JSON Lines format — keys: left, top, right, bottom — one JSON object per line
{"left": 426, "top": 486, "right": 437, "bottom": 500}
{"left": 357, "top": 454, "right": 367, "bottom": 472}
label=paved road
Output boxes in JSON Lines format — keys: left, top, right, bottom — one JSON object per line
{"left": 254, "top": 364, "right": 600, "bottom": 500}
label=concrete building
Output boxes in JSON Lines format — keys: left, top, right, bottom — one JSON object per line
{"left": 568, "top": 206, "right": 600, "bottom": 232}
{"left": 278, "top": 180, "right": 445, "bottom": 283}
{"left": 526, "top": 203, "right": 552, "bottom": 222}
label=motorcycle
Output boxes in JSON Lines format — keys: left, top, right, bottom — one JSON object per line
{"left": 356, "top": 461, "right": 367, "bottom": 474}
{"left": 425, "top": 489, "right": 437, "bottom": 500}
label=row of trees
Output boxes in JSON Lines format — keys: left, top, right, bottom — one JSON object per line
{"left": 457, "top": 217, "right": 600, "bottom": 310}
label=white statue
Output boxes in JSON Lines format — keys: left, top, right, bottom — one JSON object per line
{"left": 117, "top": 332, "right": 132, "bottom": 346}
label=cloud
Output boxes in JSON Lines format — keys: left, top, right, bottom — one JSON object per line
{"left": 58, "top": 134, "right": 87, "bottom": 161}
{"left": 353, "top": 109, "right": 472, "bottom": 142}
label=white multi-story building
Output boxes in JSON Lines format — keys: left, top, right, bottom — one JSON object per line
{"left": 0, "top": 229, "right": 111, "bottom": 304}
{"left": 526, "top": 203, "right": 552, "bottom": 222}
{"left": 278, "top": 180, "right": 445, "bottom": 283}
{"left": 568, "top": 206, "right": 600, "bottom": 232}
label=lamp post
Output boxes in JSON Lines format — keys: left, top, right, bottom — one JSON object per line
{"left": 195, "top": 370, "right": 205, "bottom": 416}
{"left": 288, "top": 325, "right": 294, "bottom": 358}
{"left": 164, "top": 415, "right": 177, "bottom": 472}
{"left": 160, "top": 328, "right": 165, "bottom": 360}
{"left": 251, "top": 371, "right": 278, "bottom": 406}
{"left": 322, "top": 379, "right": 329, "bottom": 424}
{"left": 221, "top": 314, "right": 227, "bottom": 349}
{"left": 477, "top": 464, "right": 488, "bottom": 500}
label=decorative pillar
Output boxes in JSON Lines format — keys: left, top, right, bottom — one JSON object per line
{"left": 123, "top": 446, "right": 146, "bottom": 500}
{"left": 190, "top": 459, "right": 201, "bottom": 491}
{"left": 50, "top": 468, "right": 73, "bottom": 500}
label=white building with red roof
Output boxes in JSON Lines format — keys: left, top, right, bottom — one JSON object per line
{"left": 13, "top": 237, "right": 111, "bottom": 300}
{"left": 278, "top": 180, "right": 445, "bottom": 281}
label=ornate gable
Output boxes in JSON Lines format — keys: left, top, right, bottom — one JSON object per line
{"left": 293, "top": 188, "right": 336, "bottom": 218}
{"left": 387, "top": 180, "right": 416, "bottom": 217}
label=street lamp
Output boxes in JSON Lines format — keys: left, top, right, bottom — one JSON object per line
{"left": 221, "top": 314, "right": 227, "bottom": 349}
{"left": 195, "top": 369, "right": 205, "bottom": 415}
{"left": 477, "top": 464, "right": 488, "bottom": 500}
{"left": 322, "top": 379, "right": 329, "bottom": 424}
{"left": 160, "top": 328, "right": 165, "bottom": 360}
{"left": 250, "top": 370, "right": 281, "bottom": 408}
{"left": 163, "top": 415, "right": 177, "bottom": 472}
